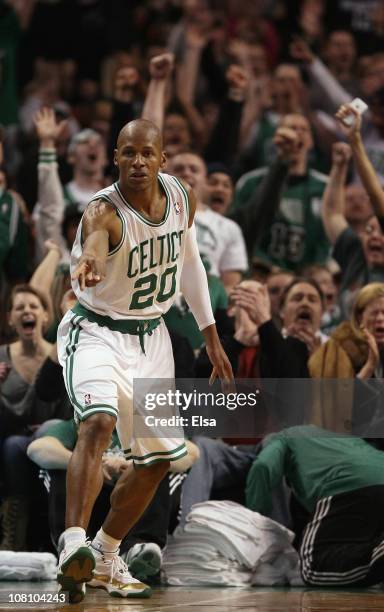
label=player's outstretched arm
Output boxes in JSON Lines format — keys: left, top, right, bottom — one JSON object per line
{"left": 180, "top": 185, "right": 234, "bottom": 387}
{"left": 72, "top": 200, "right": 121, "bottom": 291}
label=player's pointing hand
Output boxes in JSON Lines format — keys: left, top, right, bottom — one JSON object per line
{"left": 72, "top": 254, "right": 106, "bottom": 291}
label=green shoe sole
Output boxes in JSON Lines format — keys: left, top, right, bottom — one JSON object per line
{"left": 57, "top": 546, "right": 95, "bottom": 604}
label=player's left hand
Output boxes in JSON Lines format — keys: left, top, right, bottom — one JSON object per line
{"left": 206, "top": 341, "right": 235, "bottom": 393}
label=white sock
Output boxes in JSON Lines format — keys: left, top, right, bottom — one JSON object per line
{"left": 63, "top": 527, "right": 86, "bottom": 547}
{"left": 92, "top": 528, "right": 121, "bottom": 554}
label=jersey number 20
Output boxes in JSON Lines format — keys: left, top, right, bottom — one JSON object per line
{"left": 129, "top": 265, "right": 177, "bottom": 310}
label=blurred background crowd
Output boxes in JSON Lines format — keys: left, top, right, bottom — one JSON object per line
{"left": 2, "top": 0, "right": 384, "bottom": 588}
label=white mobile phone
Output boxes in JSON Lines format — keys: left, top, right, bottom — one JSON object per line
{"left": 343, "top": 98, "right": 368, "bottom": 126}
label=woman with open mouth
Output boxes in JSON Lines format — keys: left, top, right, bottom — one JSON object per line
{"left": 0, "top": 284, "right": 64, "bottom": 552}
{"left": 309, "top": 282, "right": 384, "bottom": 436}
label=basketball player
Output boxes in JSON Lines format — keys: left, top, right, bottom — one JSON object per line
{"left": 56, "top": 119, "right": 233, "bottom": 603}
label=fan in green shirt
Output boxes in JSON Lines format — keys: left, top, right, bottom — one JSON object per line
{"left": 246, "top": 425, "right": 384, "bottom": 515}
{"left": 41, "top": 419, "right": 120, "bottom": 453}
{"left": 232, "top": 114, "right": 330, "bottom": 272}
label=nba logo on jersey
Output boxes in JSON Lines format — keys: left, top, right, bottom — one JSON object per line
{"left": 84, "top": 393, "right": 91, "bottom": 406}
{"left": 173, "top": 201, "right": 182, "bottom": 214}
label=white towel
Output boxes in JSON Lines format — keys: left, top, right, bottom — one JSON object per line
{"left": 0, "top": 552, "right": 57, "bottom": 581}
{"left": 162, "top": 501, "right": 301, "bottom": 587}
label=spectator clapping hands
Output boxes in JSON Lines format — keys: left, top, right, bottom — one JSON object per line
{"left": 285, "top": 323, "right": 322, "bottom": 355}
{"left": 102, "top": 455, "right": 128, "bottom": 483}
{"left": 230, "top": 282, "right": 271, "bottom": 327}
{"left": 358, "top": 327, "right": 380, "bottom": 379}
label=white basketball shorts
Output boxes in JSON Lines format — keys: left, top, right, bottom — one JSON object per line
{"left": 57, "top": 309, "right": 186, "bottom": 467}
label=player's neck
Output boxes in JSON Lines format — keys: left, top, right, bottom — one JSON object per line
{"left": 118, "top": 179, "right": 162, "bottom": 215}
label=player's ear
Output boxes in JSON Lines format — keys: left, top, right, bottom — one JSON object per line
{"left": 160, "top": 150, "right": 167, "bottom": 170}
{"left": 113, "top": 149, "right": 118, "bottom": 166}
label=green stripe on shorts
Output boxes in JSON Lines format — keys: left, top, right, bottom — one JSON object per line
{"left": 132, "top": 443, "right": 187, "bottom": 467}
{"left": 64, "top": 315, "right": 118, "bottom": 420}
{"left": 77, "top": 405, "right": 118, "bottom": 422}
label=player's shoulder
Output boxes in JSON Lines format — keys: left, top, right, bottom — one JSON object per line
{"left": 84, "top": 182, "right": 119, "bottom": 216}
{"left": 235, "top": 167, "right": 268, "bottom": 192}
{"left": 160, "top": 172, "right": 191, "bottom": 195}
{"left": 160, "top": 172, "right": 195, "bottom": 221}
{"left": 89, "top": 182, "right": 117, "bottom": 205}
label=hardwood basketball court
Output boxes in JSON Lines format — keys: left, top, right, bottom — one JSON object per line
{"left": 1, "top": 583, "right": 384, "bottom": 611}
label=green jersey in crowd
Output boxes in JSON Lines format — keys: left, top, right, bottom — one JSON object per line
{"left": 42, "top": 419, "right": 121, "bottom": 453}
{"left": 246, "top": 426, "right": 384, "bottom": 515}
{"left": 238, "top": 113, "right": 329, "bottom": 177}
{"left": 0, "top": 189, "right": 28, "bottom": 282}
{"left": 234, "top": 167, "right": 330, "bottom": 271}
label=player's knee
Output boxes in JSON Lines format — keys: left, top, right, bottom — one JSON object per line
{"left": 77, "top": 413, "right": 116, "bottom": 452}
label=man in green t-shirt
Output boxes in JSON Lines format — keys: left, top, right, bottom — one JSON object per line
{"left": 232, "top": 113, "right": 330, "bottom": 271}
{"left": 246, "top": 425, "right": 384, "bottom": 587}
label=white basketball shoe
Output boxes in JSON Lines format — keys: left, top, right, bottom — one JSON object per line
{"left": 57, "top": 540, "right": 95, "bottom": 604}
{"left": 89, "top": 544, "right": 152, "bottom": 598}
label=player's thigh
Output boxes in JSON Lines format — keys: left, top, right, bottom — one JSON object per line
{"left": 58, "top": 313, "right": 119, "bottom": 421}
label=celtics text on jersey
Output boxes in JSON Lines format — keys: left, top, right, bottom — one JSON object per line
{"left": 71, "top": 173, "right": 189, "bottom": 320}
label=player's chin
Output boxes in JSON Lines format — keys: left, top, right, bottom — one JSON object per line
{"left": 127, "top": 176, "right": 150, "bottom": 189}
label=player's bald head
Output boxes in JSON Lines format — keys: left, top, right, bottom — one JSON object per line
{"left": 117, "top": 119, "right": 163, "bottom": 150}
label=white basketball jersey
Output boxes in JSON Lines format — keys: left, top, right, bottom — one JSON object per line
{"left": 71, "top": 173, "right": 189, "bottom": 320}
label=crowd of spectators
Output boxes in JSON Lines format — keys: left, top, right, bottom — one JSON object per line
{"left": 2, "top": 0, "right": 384, "bottom": 589}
